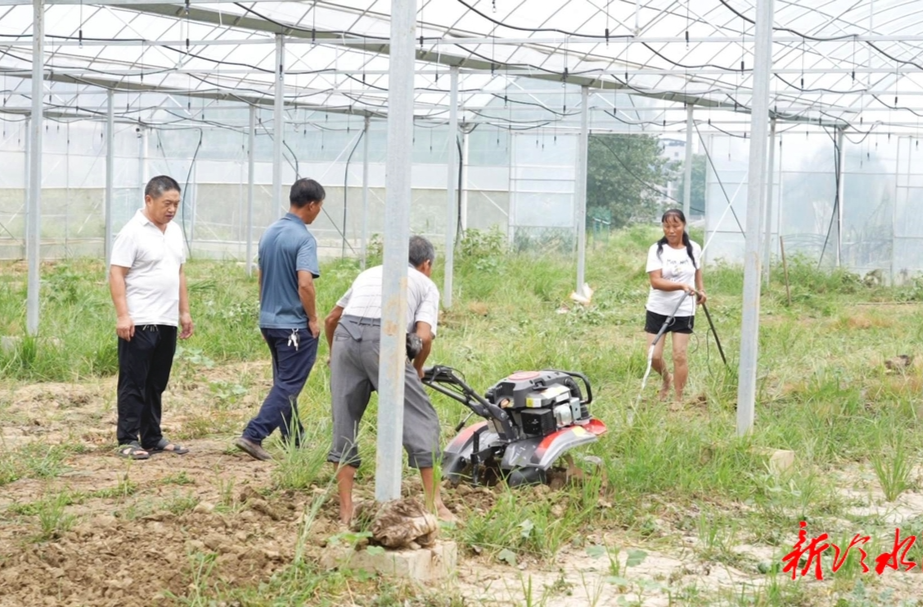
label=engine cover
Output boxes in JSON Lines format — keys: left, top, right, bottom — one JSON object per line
{"left": 486, "top": 370, "right": 583, "bottom": 410}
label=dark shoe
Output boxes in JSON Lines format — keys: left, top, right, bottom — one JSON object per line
{"left": 235, "top": 437, "right": 272, "bottom": 461}
{"left": 146, "top": 438, "right": 190, "bottom": 455}
{"left": 117, "top": 441, "right": 150, "bottom": 460}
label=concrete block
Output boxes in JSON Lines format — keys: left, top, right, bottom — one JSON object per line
{"left": 753, "top": 447, "right": 795, "bottom": 475}
{"left": 321, "top": 540, "right": 457, "bottom": 583}
{"left": 769, "top": 449, "right": 796, "bottom": 474}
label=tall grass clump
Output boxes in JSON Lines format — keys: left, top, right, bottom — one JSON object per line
{"left": 871, "top": 428, "right": 914, "bottom": 502}
{"left": 272, "top": 416, "right": 333, "bottom": 491}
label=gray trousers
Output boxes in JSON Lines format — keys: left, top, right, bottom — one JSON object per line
{"left": 327, "top": 317, "right": 441, "bottom": 469}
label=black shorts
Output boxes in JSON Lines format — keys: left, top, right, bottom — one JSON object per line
{"left": 645, "top": 310, "right": 695, "bottom": 335}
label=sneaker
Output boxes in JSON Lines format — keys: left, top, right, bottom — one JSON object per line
{"left": 235, "top": 436, "right": 272, "bottom": 461}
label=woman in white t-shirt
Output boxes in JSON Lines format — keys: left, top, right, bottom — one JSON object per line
{"left": 644, "top": 209, "right": 706, "bottom": 404}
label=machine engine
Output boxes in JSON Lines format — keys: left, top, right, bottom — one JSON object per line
{"left": 485, "top": 370, "right": 592, "bottom": 438}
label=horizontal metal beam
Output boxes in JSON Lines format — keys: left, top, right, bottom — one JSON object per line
{"left": 6, "top": 104, "right": 917, "bottom": 136}
{"left": 4, "top": 62, "right": 923, "bottom": 79}
{"left": 0, "top": 70, "right": 853, "bottom": 127}
{"left": 10, "top": 83, "right": 919, "bottom": 100}
{"left": 0, "top": 68, "right": 387, "bottom": 118}
{"left": 0, "top": 103, "right": 857, "bottom": 130}
{"left": 8, "top": 33, "right": 923, "bottom": 46}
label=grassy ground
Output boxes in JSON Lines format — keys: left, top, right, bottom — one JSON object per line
{"left": 2, "top": 226, "right": 923, "bottom": 606}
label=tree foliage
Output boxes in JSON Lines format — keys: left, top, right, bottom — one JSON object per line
{"left": 587, "top": 134, "right": 679, "bottom": 229}
{"left": 675, "top": 153, "right": 707, "bottom": 216}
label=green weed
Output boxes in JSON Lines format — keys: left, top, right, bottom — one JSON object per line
{"left": 161, "top": 471, "right": 195, "bottom": 486}
{"left": 34, "top": 492, "right": 77, "bottom": 541}
{"left": 871, "top": 429, "right": 914, "bottom": 502}
{"left": 162, "top": 492, "right": 201, "bottom": 515}
{"left": 0, "top": 443, "right": 74, "bottom": 486}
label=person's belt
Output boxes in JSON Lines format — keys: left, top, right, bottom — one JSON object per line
{"left": 340, "top": 315, "right": 381, "bottom": 341}
{"left": 341, "top": 315, "right": 381, "bottom": 327}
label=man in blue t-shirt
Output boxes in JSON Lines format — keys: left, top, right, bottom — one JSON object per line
{"left": 235, "top": 178, "right": 325, "bottom": 461}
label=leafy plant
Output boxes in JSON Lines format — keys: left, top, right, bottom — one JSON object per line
{"left": 459, "top": 226, "right": 507, "bottom": 260}
{"left": 209, "top": 380, "right": 248, "bottom": 407}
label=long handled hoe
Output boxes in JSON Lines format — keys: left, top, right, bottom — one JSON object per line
{"left": 630, "top": 292, "right": 695, "bottom": 423}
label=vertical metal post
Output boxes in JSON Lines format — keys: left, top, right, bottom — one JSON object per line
{"left": 460, "top": 129, "right": 469, "bottom": 233}
{"left": 105, "top": 89, "right": 114, "bottom": 264}
{"left": 26, "top": 0, "right": 43, "bottom": 335}
{"left": 140, "top": 126, "right": 148, "bottom": 201}
{"left": 65, "top": 122, "right": 70, "bottom": 250}
{"left": 683, "top": 105, "right": 694, "bottom": 218}
{"left": 24, "top": 117, "right": 30, "bottom": 260}
{"left": 736, "top": 0, "right": 774, "bottom": 437}
{"left": 836, "top": 127, "right": 846, "bottom": 268}
{"left": 246, "top": 104, "right": 256, "bottom": 277}
{"left": 189, "top": 165, "right": 197, "bottom": 248}
{"left": 763, "top": 118, "right": 777, "bottom": 286}
{"left": 891, "top": 138, "right": 900, "bottom": 284}
{"left": 703, "top": 134, "right": 713, "bottom": 265}
{"left": 444, "top": 66, "right": 459, "bottom": 308}
{"left": 273, "top": 34, "right": 284, "bottom": 214}
{"left": 376, "top": 0, "right": 415, "bottom": 503}
{"left": 574, "top": 85, "right": 589, "bottom": 297}
{"left": 360, "top": 115, "right": 370, "bottom": 269}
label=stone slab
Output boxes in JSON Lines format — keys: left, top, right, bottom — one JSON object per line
{"left": 321, "top": 540, "right": 457, "bottom": 583}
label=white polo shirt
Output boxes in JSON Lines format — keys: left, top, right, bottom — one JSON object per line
{"left": 110, "top": 209, "right": 187, "bottom": 326}
{"left": 337, "top": 265, "right": 440, "bottom": 334}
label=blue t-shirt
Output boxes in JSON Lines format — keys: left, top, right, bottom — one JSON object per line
{"left": 258, "top": 213, "right": 320, "bottom": 328}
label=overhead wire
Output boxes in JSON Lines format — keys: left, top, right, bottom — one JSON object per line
{"left": 454, "top": 0, "right": 632, "bottom": 39}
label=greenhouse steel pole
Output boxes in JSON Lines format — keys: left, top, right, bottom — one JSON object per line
{"left": 26, "top": 0, "right": 44, "bottom": 336}
{"left": 246, "top": 104, "right": 255, "bottom": 277}
{"left": 360, "top": 115, "right": 370, "bottom": 269}
{"left": 575, "top": 85, "right": 589, "bottom": 297}
{"left": 763, "top": 118, "right": 776, "bottom": 286}
{"left": 105, "top": 89, "right": 114, "bottom": 265}
{"left": 444, "top": 66, "right": 459, "bottom": 309}
{"left": 272, "top": 34, "right": 284, "bottom": 214}
{"left": 376, "top": 0, "right": 415, "bottom": 503}
{"left": 836, "top": 127, "right": 846, "bottom": 267}
{"left": 460, "top": 129, "right": 469, "bottom": 232}
{"left": 24, "top": 117, "right": 30, "bottom": 259}
{"left": 737, "top": 0, "right": 775, "bottom": 437}
{"left": 361, "top": 116, "right": 372, "bottom": 270}
{"left": 683, "top": 105, "right": 694, "bottom": 218}
{"left": 140, "top": 127, "right": 149, "bottom": 199}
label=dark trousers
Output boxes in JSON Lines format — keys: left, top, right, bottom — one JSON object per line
{"left": 242, "top": 328, "right": 318, "bottom": 445}
{"left": 116, "top": 324, "right": 177, "bottom": 448}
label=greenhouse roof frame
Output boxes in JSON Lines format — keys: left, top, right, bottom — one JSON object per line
{"left": 6, "top": 0, "right": 923, "bottom": 136}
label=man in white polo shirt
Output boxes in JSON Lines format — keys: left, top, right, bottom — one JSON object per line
{"left": 324, "top": 236, "right": 453, "bottom": 524}
{"left": 109, "top": 175, "right": 194, "bottom": 460}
